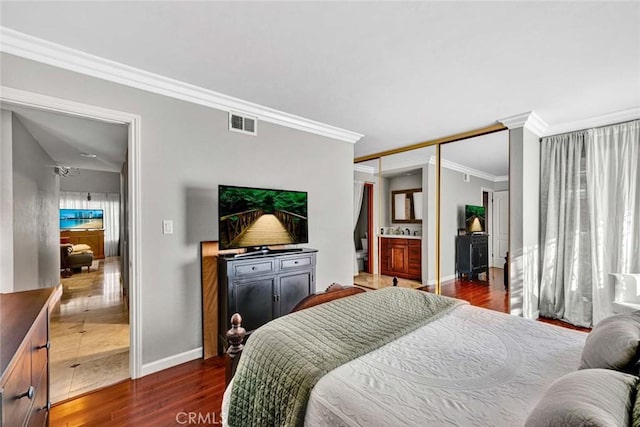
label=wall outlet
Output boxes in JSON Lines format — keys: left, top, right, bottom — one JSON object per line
{"left": 162, "top": 220, "right": 173, "bottom": 235}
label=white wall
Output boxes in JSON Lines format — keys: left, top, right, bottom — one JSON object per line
{"left": 60, "top": 168, "right": 121, "bottom": 193}
{"left": 10, "top": 112, "right": 60, "bottom": 291}
{"left": 509, "top": 126, "right": 540, "bottom": 318}
{"left": 0, "top": 110, "right": 14, "bottom": 293}
{"left": 1, "top": 53, "right": 354, "bottom": 367}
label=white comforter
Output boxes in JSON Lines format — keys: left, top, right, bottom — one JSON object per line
{"left": 223, "top": 304, "right": 586, "bottom": 426}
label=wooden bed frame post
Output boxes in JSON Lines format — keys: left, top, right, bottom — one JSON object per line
{"left": 225, "top": 313, "right": 246, "bottom": 386}
{"left": 224, "top": 284, "right": 365, "bottom": 384}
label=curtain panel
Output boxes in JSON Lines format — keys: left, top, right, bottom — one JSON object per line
{"left": 539, "top": 120, "right": 640, "bottom": 327}
{"left": 59, "top": 192, "right": 120, "bottom": 257}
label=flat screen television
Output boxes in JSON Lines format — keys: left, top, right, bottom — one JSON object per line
{"left": 218, "top": 185, "right": 308, "bottom": 250}
{"left": 465, "top": 204, "right": 485, "bottom": 233}
{"left": 60, "top": 208, "right": 104, "bottom": 230}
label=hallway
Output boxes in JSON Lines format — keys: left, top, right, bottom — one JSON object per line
{"left": 50, "top": 257, "right": 129, "bottom": 403}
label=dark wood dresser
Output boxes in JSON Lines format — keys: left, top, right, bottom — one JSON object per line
{"left": 1, "top": 286, "right": 61, "bottom": 427}
{"left": 217, "top": 249, "right": 317, "bottom": 352}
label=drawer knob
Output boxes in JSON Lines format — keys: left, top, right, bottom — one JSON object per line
{"left": 252, "top": 266, "right": 257, "bottom": 271}
{"left": 18, "top": 385, "right": 35, "bottom": 400}
{"left": 40, "top": 401, "right": 51, "bottom": 412}
{"left": 294, "top": 261, "right": 298, "bottom": 264}
{"left": 37, "top": 341, "right": 51, "bottom": 350}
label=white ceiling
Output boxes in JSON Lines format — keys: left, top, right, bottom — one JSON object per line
{"left": 4, "top": 105, "right": 127, "bottom": 172}
{"left": 1, "top": 1, "right": 638, "bottom": 159}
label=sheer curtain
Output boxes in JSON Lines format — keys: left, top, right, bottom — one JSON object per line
{"left": 60, "top": 192, "right": 120, "bottom": 257}
{"left": 587, "top": 121, "right": 640, "bottom": 324}
{"left": 539, "top": 120, "right": 640, "bottom": 327}
{"left": 353, "top": 181, "right": 364, "bottom": 275}
{"left": 539, "top": 131, "right": 593, "bottom": 327}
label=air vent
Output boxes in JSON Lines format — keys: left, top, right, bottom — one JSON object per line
{"left": 229, "top": 112, "right": 257, "bottom": 136}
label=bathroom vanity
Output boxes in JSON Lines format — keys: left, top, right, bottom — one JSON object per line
{"left": 379, "top": 235, "right": 421, "bottom": 280}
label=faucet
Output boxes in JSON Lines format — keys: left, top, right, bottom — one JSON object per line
{"left": 405, "top": 228, "right": 410, "bottom": 236}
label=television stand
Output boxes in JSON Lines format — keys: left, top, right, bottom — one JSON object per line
{"left": 218, "top": 248, "right": 318, "bottom": 353}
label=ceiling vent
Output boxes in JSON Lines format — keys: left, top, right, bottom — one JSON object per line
{"left": 229, "top": 112, "right": 257, "bottom": 136}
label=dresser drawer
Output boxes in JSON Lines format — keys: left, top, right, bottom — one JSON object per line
{"left": 27, "top": 365, "right": 49, "bottom": 427}
{"left": 2, "top": 345, "right": 32, "bottom": 427}
{"left": 233, "top": 260, "right": 274, "bottom": 276}
{"left": 280, "top": 255, "right": 312, "bottom": 270}
{"left": 31, "top": 312, "right": 49, "bottom": 386}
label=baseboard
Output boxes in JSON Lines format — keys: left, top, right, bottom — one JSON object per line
{"left": 425, "top": 274, "right": 457, "bottom": 286}
{"left": 140, "top": 347, "right": 203, "bottom": 377}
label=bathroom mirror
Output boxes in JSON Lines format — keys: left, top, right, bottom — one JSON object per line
{"left": 391, "top": 189, "right": 422, "bottom": 223}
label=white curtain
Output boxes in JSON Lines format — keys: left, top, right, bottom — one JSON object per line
{"left": 539, "top": 120, "right": 640, "bottom": 327}
{"left": 587, "top": 120, "right": 640, "bottom": 324}
{"left": 353, "top": 181, "right": 365, "bottom": 275}
{"left": 539, "top": 130, "right": 593, "bottom": 327}
{"left": 60, "top": 192, "right": 120, "bottom": 257}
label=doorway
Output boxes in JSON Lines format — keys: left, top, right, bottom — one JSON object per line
{"left": 354, "top": 182, "right": 373, "bottom": 274}
{"left": 0, "top": 87, "right": 142, "bottom": 383}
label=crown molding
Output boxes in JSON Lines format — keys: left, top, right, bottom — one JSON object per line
{"left": 428, "top": 155, "right": 505, "bottom": 182}
{"left": 354, "top": 164, "right": 375, "bottom": 174}
{"left": 498, "top": 111, "right": 548, "bottom": 135}
{"left": 0, "top": 27, "right": 364, "bottom": 144}
{"left": 542, "top": 106, "right": 640, "bottom": 136}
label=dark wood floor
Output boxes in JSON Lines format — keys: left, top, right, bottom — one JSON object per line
{"left": 50, "top": 271, "right": 589, "bottom": 425}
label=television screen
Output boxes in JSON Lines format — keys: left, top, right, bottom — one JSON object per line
{"left": 219, "top": 185, "right": 308, "bottom": 250}
{"left": 60, "top": 208, "right": 104, "bottom": 230}
{"left": 465, "top": 205, "right": 485, "bottom": 233}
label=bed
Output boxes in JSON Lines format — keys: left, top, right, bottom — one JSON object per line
{"left": 221, "top": 286, "right": 640, "bottom": 427}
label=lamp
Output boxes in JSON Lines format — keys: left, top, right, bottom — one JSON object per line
{"left": 87, "top": 192, "right": 92, "bottom": 201}
{"left": 469, "top": 216, "right": 482, "bottom": 233}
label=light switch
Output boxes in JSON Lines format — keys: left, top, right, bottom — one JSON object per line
{"left": 163, "top": 220, "right": 173, "bottom": 235}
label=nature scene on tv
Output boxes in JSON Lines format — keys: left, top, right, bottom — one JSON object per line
{"left": 465, "top": 205, "right": 486, "bottom": 232}
{"left": 60, "top": 209, "right": 104, "bottom": 230}
{"left": 219, "top": 186, "right": 308, "bottom": 249}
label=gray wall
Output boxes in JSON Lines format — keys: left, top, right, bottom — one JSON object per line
{"left": 10, "top": 112, "right": 60, "bottom": 291}
{"left": 381, "top": 173, "right": 423, "bottom": 231}
{"left": 0, "top": 110, "right": 14, "bottom": 293}
{"left": 1, "top": 53, "right": 354, "bottom": 367}
{"left": 432, "top": 166, "right": 496, "bottom": 282}
{"left": 60, "top": 168, "right": 121, "bottom": 193}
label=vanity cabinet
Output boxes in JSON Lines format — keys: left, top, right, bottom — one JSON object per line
{"left": 217, "top": 249, "right": 317, "bottom": 351}
{"left": 380, "top": 237, "right": 421, "bottom": 280}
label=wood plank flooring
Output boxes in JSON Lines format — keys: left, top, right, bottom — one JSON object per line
{"left": 51, "top": 269, "right": 588, "bottom": 426}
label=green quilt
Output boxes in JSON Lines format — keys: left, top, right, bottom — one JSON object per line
{"left": 227, "top": 287, "right": 465, "bottom": 427}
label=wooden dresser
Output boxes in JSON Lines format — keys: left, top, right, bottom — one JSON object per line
{"left": 60, "top": 229, "right": 105, "bottom": 259}
{"left": 1, "top": 286, "right": 61, "bottom": 427}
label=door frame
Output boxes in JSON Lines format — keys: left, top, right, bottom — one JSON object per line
{"left": 364, "top": 182, "right": 374, "bottom": 274}
{"left": 480, "top": 187, "right": 494, "bottom": 267}
{"left": 1, "top": 86, "right": 143, "bottom": 379}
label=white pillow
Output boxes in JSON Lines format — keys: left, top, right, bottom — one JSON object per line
{"left": 525, "top": 369, "right": 637, "bottom": 427}
{"left": 71, "top": 243, "right": 93, "bottom": 253}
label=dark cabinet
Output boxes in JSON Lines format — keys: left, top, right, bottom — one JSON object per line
{"left": 218, "top": 249, "right": 317, "bottom": 350}
{"left": 380, "top": 237, "right": 421, "bottom": 280}
{"left": 456, "top": 234, "right": 489, "bottom": 280}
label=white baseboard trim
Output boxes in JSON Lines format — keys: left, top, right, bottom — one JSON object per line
{"left": 140, "top": 347, "right": 203, "bottom": 377}
{"left": 425, "top": 274, "right": 457, "bottom": 286}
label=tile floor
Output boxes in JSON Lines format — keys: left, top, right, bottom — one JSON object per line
{"left": 353, "top": 272, "right": 423, "bottom": 290}
{"left": 50, "top": 257, "right": 129, "bottom": 403}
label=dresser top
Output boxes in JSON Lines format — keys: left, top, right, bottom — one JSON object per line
{"left": 1, "top": 286, "right": 61, "bottom": 381}
{"left": 218, "top": 247, "right": 318, "bottom": 260}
